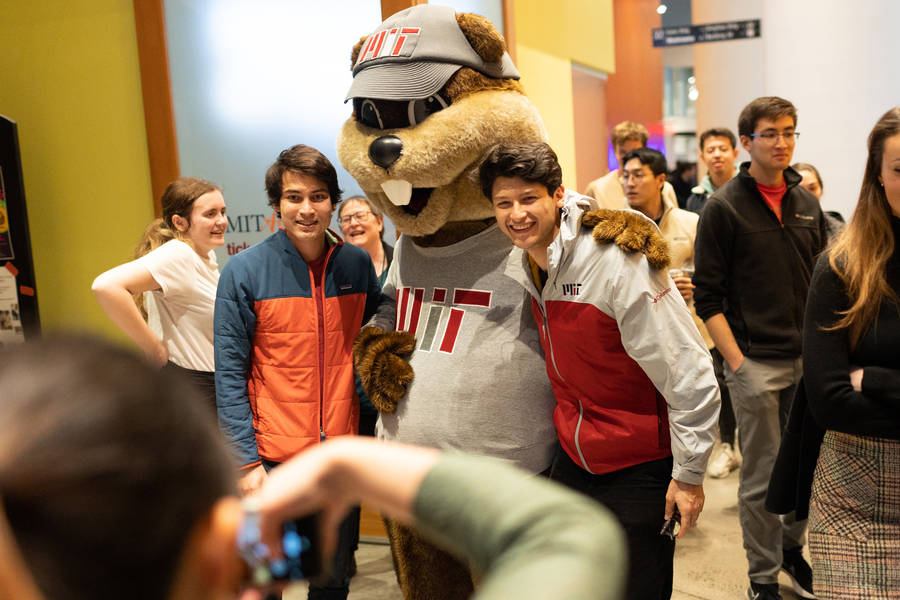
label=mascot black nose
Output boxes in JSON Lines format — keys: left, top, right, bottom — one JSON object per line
{"left": 369, "top": 135, "right": 403, "bottom": 169}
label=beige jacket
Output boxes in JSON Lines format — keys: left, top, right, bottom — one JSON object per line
{"left": 656, "top": 193, "right": 714, "bottom": 349}
{"left": 583, "top": 169, "right": 679, "bottom": 211}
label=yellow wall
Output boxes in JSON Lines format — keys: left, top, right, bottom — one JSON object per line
{"left": 515, "top": 45, "right": 578, "bottom": 189}
{"left": 514, "top": 0, "right": 614, "bottom": 72}
{"left": 0, "top": 0, "right": 153, "bottom": 340}
{"left": 513, "top": 0, "right": 614, "bottom": 187}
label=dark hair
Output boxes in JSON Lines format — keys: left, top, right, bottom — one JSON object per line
{"left": 792, "top": 162, "right": 823, "bottom": 190}
{"left": 0, "top": 335, "right": 236, "bottom": 600}
{"left": 265, "top": 145, "right": 342, "bottom": 214}
{"left": 478, "top": 142, "right": 563, "bottom": 199}
{"left": 738, "top": 96, "right": 797, "bottom": 138}
{"left": 699, "top": 127, "right": 737, "bottom": 151}
{"left": 621, "top": 147, "right": 668, "bottom": 177}
{"left": 160, "top": 177, "right": 221, "bottom": 234}
{"left": 610, "top": 121, "right": 649, "bottom": 148}
{"left": 826, "top": 106, "right": 900, "bottom": 349}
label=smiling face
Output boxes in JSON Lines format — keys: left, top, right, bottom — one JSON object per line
{"left": 173, "top": 190, "right": 227, "bottom": 257}
{"left": 490, "top": 176, "right": 564, "bottom": 268}
{"left": 881, "top": 133, "right": 900, "bottom": 217}
{"left": 279, "top": 171, "right": 334, "bottom": 260}
{"left": 339, "top": 198, "right": 383, "bottom": 249}
{"left": 700, "top": 135, "right": 738, "bottom": 181}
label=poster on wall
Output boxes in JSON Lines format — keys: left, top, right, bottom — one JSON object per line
{"left": 0, "top": 115, "right": 40, "bottom": 342}
{"left": 0, "top": 167, "right": 13, "bottom": 260}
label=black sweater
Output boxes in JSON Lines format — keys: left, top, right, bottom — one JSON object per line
{"left": 694, "top": 163, "right": 827, "bottom": 358}
{"left": 803, "top": 216, "right": 900, "bottom": 439}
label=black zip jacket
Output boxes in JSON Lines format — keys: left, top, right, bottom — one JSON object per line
{"left": 693, "top": 163, "right": 827, "bottom": 359}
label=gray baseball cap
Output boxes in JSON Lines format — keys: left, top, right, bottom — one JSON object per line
{"left": 345, "top": 4, "right": 519, "bottom": 101}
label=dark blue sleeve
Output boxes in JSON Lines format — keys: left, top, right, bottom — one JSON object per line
{"left": 214, "top": 258, "right": 261, "bottom": 467}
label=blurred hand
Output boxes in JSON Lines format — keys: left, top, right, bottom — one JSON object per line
{"left": 146, "top": 340, "right": 169, "bottom": 368}
{"left": 671, "top": 275, "right": 694, "bottom": 303}
{"left": 239, "top": 464, "right": 268, "bottom": 497}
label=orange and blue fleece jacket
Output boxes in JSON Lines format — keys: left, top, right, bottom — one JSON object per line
{"left": 214, "top": 229, "right": 383, "bottom": 467}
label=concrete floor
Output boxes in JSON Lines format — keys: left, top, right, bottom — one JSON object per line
{"left": 286, "top": 460, "right": 810, "bottom": 599}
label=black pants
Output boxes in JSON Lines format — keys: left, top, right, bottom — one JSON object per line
{"left": 262, "top": 460, "right": 358, "bottom": 600}
{"left": 551, "top": 449, "right": 674, "bottom": 600}
{"left": 161, "top": 362, "right": 217, "bottom": 417}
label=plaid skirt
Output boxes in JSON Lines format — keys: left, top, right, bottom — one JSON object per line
{"left": 809, "top": 430, "right": 900, "bottom": 599}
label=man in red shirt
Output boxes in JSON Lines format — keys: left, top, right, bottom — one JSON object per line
{"left": 693, "top": 97, "right": 827, "bottom": 600}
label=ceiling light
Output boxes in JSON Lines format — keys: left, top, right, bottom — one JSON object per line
{"left": 657, "top": 3, "right": 668, "bottom": 14}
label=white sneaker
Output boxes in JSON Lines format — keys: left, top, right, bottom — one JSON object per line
{"left": 707, "top": 442, "right": 739, "bottom": 478}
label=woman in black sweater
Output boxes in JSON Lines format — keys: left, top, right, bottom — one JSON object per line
{"left": 803, "top": 106, "right": 900, "bottom": 599}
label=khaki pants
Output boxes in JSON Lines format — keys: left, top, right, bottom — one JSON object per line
{"left": 724, "top": 356, "right": 807, "bottom": 584}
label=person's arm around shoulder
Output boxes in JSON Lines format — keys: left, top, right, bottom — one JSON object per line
{"left": 611, "top": 253, "right": 719, "bottom": 537}
{"left": 92, "top": 261, "right": 167, "bottom": 367}
{"left": 214, "top": 257, "right": 263, "bottom": 493}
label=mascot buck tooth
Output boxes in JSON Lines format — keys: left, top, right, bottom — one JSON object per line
{"left": 337, "top": 6, "right": 669, "bottom": 599}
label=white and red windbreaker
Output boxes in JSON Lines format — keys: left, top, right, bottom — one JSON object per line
{"left": 504, "top": 192, "right": 720, "bottom": 484}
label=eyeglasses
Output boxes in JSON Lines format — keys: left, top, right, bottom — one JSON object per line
{"left": 339, "top": 210, "right": 374, "bottom": 225}
{"left": 748, "top": 131, "right": 800, "bottom": 143}
{"left": 619, "top": 170, "right": 649, "bottom": 184}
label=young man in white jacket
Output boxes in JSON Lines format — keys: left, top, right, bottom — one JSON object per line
{"left": 479, "top": 141, "right": 720, "bottom": 600}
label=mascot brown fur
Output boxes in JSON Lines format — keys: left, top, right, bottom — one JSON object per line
{"left": 337, "top": 6, "right": 668, "bottom": 599}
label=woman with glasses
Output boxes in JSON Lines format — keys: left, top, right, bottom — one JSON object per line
{"left": 338, "top": 195, "right": 393, "bottom": 286}
{"left": 802, "top": 106, "right": 900, "bottom": 598}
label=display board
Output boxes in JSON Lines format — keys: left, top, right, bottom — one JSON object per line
{"left": 0, "top": 115, "right": 39, "bottom": 343}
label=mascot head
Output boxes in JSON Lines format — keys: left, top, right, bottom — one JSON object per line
{"left": 337, "top": 5, "right": 547, "bottom": 238}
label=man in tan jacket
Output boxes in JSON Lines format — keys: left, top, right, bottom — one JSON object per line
{"left": 583, "top": 121, "right": 678, "bottom": 210}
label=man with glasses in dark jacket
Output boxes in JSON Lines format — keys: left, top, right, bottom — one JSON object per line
{"left": 693, "top": 97, "right": 826, "bottom": 600}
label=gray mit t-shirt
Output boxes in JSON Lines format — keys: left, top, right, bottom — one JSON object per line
{"left": 371, "top": 225, "right": 557, "bottom": 473}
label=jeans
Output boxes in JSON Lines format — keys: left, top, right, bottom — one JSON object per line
{"left": 551, "top": 448, "right": 674, "bottom": 600}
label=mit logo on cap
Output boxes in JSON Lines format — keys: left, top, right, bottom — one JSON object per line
{"left": 345, "top": 4, "right": 519, "bottom": 102}
{"left": 356, "top": 27, "right": 422, "bottom": 65}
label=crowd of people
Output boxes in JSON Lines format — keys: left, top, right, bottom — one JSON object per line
{"left": 0, "top": 97, "right": 893, "bottom": 600}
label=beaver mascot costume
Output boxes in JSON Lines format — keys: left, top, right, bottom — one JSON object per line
{"left": 337, "top": 6, "right": 668, "bottom": 599}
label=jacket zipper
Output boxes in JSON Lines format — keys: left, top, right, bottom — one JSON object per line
{"left": 312, "top": 243, "right": 337, "bottom": 443}
{"left": 538, "top": 284, "right": 592, "bottom": 473}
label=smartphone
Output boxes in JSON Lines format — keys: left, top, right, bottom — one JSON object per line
{"left": 238, "top": 509, "right": 325, "bottom": 586}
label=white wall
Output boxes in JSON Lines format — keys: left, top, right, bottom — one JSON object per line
{"left": 692, "top": 0, "right": 900, "bottom": 220}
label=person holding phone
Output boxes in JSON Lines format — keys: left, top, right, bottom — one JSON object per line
{"left": 92, "top": 177, "right": 226, "bottom": 414}
{"left": 0, "top": 335, "right": 626, "bottom": 600}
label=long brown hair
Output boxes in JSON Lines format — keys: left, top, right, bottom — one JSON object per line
{"left": 826, "top": 106, "right": 900, "bottom": 348}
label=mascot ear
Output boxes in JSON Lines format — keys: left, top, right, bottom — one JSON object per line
{"left": 350, "top": 35, "right": 368, "bottom": 69}
{"left": 456, "top": 13, "right": 507, "bottom": 62}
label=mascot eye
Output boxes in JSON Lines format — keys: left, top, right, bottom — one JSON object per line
{"left": 357, "top": 99, "right": 384, "bottom": 129}
{"left": 407, "top": 95, "right": 449, "bottom": 126}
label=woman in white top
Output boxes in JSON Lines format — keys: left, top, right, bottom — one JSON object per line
{"left": 92, "top": 177, "right": 226, "bottom": 413}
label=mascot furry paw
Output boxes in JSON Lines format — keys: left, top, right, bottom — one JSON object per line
{"left": 338, "top": 6, "right": 665, "bottom": 599}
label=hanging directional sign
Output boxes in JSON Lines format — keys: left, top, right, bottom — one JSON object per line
{"left": 652, "top": 19, "right": 761, "bottom": 48}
